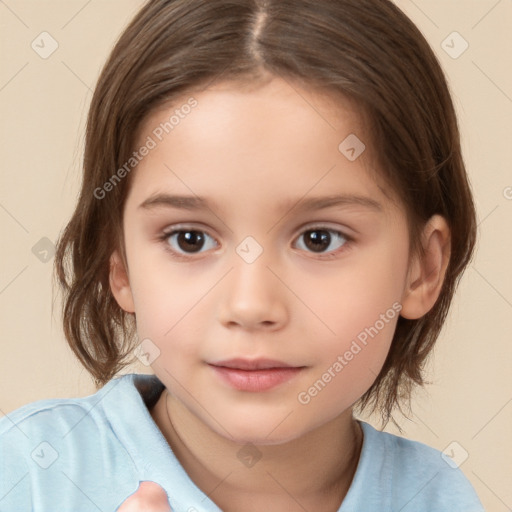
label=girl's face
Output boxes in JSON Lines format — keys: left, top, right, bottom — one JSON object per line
{"left": 113, "top": 77, "right": 414, "bottom": 445}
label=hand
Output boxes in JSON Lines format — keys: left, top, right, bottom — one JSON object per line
{"left": 116, "top": 481, "right": 173, "bottom": 511}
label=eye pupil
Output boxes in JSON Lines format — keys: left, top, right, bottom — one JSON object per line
{"left": 178, "top": 231, "right": 204, "bottom": 252}
{"left": 167, "top": 227, "right": 345, "bottom": 258}
{"left": 305, "top": 230, "right": 330, "bottom": 252}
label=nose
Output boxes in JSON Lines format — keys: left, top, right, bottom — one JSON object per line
{"left": 216, "top": 250, "right": 288, "bottom": 331}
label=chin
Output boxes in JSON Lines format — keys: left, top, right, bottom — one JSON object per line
{"left": 213, "top": 417, "right": 308, "bottom": 447}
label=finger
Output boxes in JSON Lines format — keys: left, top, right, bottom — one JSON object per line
{"left": 116, "top": 481, "right": 172, "bottom": 511}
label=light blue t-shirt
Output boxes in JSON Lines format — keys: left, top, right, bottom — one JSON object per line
{"left": 0, "top": 373, "right": 484, "bottom": 511}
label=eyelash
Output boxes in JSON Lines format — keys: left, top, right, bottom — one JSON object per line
{"left": 158, "top": 224, "right": 353, "bottom": 261}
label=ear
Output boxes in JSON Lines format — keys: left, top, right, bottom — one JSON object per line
{"left": 109, "top": 249, "right": 135, "bottom": 314}
{"left": 400, "top": 215, "right": 451, "bottom": 320}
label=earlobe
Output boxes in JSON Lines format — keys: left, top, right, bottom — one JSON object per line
{"left": 109, "top": 250, "right": 136, "bottom": 314}
{"left": 400, "top": 215, "right": 451, "bottom": 320}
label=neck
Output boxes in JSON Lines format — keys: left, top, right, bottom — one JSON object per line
{"left": 151, "top": 390, "right": 363, "bottom": 512}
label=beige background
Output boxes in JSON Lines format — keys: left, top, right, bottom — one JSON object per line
{"left": 0, "top": 0, "right": 511, "bottom": 510}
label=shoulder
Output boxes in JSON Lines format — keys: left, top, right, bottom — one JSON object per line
{"left": 0, "top": 375, "right": 129, "bottom": 467}
{"left": 352, "top": 421, "right": 485, "bottom": 512}
{"left": 0, "top": 374, "right": 142, "bottom": 508}
{"left": 0, "top": 375, "right": 128, "bottom": 439}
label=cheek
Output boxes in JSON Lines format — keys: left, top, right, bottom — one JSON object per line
{"left": 126, "top": 252, "right": 193, "bottom": 346}
{"left": 295, "top": 300, "right": 400, "bottom": 419}
{"left": 294, "top": 238, "right": 408, "bottom": 394}
{"left": 303, "top": 241, "right": 407, "bottom": 338}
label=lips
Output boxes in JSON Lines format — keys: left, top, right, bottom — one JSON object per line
{"left": 208, "top": 358, "right": 305, "bottom": 392}
{"left": 209, "top": 358, "right": 296, "bottom": 370}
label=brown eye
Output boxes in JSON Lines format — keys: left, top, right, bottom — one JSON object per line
{"left": 164, "top": 230, "right": 217, "bottom": 255}
{"left": 295, "top": 227, "right": 348, "bottom": 255}
{"left": 303, "top": 230, "right": 331, "bottom": 252}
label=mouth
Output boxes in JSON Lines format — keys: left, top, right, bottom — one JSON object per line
{"left": 209, "top": 357, "right": 299, "bottom": 370}
{"left": 208, "top": 358, "right": 306, "bottom": 392}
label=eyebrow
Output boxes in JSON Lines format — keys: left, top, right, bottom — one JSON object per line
{"left": 138, "top": 193, "right": 383, "bottom": 214}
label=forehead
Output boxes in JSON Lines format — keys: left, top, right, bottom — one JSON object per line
{"left": 128, "top": 77, "right": 397, "bottom": 213}
{"left": 138, "top": 77, "right": 366, "bottom": 141}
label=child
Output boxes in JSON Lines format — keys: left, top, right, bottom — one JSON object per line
{"left": 0, "top": 0, "right": 485, "bottom": 510}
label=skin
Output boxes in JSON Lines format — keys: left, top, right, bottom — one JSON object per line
{"left": 110, "top": 76, "right": 451, "bottom": 511}
{"left": 117, "top": 481, "right": 172, "bottom": 511}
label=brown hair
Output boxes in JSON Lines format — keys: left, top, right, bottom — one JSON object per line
{"left": 53, "top": 0, "right": 477, "bottom": 426}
